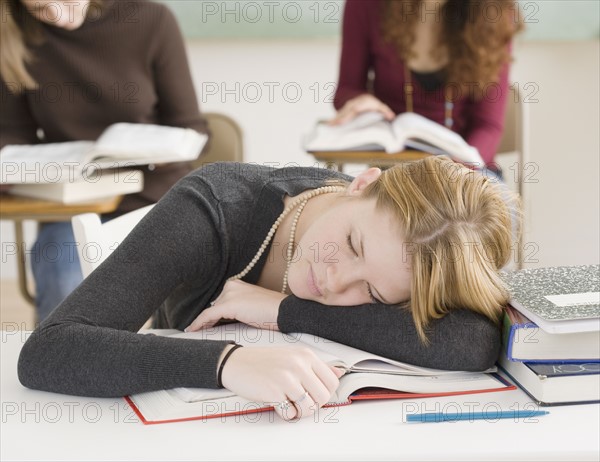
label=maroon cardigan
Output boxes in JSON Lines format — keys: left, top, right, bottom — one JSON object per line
{"left": 334, "top": 0, "right": 511, "bottom": 165}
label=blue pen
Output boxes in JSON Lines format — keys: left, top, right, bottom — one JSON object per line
{"left": 407, "top": 409, "right": 550, "bottom": 423}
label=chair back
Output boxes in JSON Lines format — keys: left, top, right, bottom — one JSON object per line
{"left": 495, "top": 86, "right": 529, "bottom": 197}
{"left": 496, "top": 89, "right": 519, "bottom": 155}
{"left": 494, "top": 85, "right": 529, "bottom": 270}
{"left": 72, "top": 204, "right": 154, "bottom": 278}
{"left": 192, "top": 112, "right": 244, "bottom": 168}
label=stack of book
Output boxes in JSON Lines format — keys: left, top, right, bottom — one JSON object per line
{"left": 499, "top": 265, "right": 600, "bottom": 405}
{"left": 0, "top": 123, "right": 207, "bottom": 204}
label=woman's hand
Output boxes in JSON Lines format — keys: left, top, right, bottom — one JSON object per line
{"left": 185, "top": 280, "right": 286, "bottom": 332}
{"left": 221, "top": 345, "right": 344, "bottom": 420}
{"left": 329, "top": 94, "right": 395, "bottom": 125}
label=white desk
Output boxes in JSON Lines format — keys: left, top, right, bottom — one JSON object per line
{"left": 2, "top": 330, "right": 599, "bottom": 461}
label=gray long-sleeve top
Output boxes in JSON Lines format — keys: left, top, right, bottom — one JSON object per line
{"left": 18, "top": 163, "right": 501, "bottom": 397}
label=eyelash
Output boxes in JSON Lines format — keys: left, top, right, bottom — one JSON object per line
{"left": 346, "top": 233, "right": 378, "bottom": 304}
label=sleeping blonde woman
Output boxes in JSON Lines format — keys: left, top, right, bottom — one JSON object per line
{"left": 19, "top": 156, "right": 519, "bottom": 420}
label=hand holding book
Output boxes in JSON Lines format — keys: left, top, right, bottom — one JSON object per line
{"left": 220, "top": 345, "right": 344, "bottom": 421}
{"left": 128, "top": 324, "right": 513, "bottom": 424}
{"left": 329, "top": 94, "right": 396, "bottom": 126}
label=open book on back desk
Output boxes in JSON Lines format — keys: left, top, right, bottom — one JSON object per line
{"left": 0, "top": 123, "right": 207, "bottom": 184}
{"left": 127, "top": 323, "right": 514, "bottom": 424}
{"left": 303, "top": 111, "right": 484, "bottom": 167}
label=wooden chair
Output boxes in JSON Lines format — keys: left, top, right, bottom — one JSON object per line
{"left": 192, "top": 112, "right": 244, "bottom": 167}
{"left": 494, "top": 86, "right": 529, "bottom": 200}
{"left": 494, "top": 86, "right": 529, "bottom": 269}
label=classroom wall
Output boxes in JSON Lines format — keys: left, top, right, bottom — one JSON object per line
{"left": 162, "top": 0, "right": 600, "bottom": 41}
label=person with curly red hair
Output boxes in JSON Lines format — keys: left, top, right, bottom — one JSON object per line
{"left": 333, "top": 0, "right": 523, "bottom": 171}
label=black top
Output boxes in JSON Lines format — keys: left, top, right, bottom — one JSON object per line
{"left": 18, "top": 163, "right": 501, "bottom": 397}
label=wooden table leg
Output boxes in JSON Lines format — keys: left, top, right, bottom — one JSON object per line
{"left": 13, "top": 220, "right": 36, "bottom": 306}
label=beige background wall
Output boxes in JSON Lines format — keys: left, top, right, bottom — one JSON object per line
{"left": 1, "top": 38, "right": 599, "bottom": 280}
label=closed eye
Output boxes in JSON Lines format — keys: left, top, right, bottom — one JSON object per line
{"left": 346, "top": 233, "right": 358, "bottom": 256}
{"left": 347, "top": 232, "right": 378, "bottom": 304}
{"left": 365, "top": 283, "right": 378, "bottom": 304}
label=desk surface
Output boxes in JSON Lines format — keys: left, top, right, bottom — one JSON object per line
{"left": 0, "top": 194, "right": 122, "bottom": 220}
{"left": 2, "top": 331, "right": 599, "bottom": 462}
{"left": 310, "top": 149, "right": 430, "bottom": 166}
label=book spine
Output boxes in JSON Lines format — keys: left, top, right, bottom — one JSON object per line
{"left": 512, "top": 358, "right": 600, "bottom": 364}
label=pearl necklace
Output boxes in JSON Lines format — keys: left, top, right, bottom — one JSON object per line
{"left": 227, "top": 185, "right": 345, "bottom": 293}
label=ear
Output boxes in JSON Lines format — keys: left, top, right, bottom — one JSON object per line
{"left": 347, "top": 168, "right": 382, "bottom": 196}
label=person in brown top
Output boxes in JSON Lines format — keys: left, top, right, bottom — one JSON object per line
{"left": 0, "top": 0, "right": 208, "bottom": 321}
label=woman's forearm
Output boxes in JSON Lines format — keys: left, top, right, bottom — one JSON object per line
{"left": 278, "top": 296, "right": 501, "bottom": 371}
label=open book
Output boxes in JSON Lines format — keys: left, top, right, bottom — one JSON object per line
{"left": 0, "top": 123, "right": 207, "bottom": 184}
{"left": 303, "top": 112, "right": 483, "bottom": 167}
{"left": 126, "top": 324, "right": 514, "bottom": 424}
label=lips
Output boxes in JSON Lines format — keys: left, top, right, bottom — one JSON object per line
{"left": 308, "top": 265, "right": 323, "bottom": 297}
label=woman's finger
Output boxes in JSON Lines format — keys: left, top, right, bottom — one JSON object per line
{"left": 272, "top": 396, "right": 299, "bottom": 421}
{"left": 288, "top": 388, "right": 316, "bottom": 420}
{"left": 379, "top": 103, "right": 396, "bottom": 120}
{"left": 296, "top": 364, "right": 340, "bottom": 408}
{"left": 329, "top": 105, "right": 356, "bottom": 125}
{"left": 310, "top": 361, "right": 343, "bottom": 400}
{"left": 185, "top": 306, "right": 224, "bottom": 332}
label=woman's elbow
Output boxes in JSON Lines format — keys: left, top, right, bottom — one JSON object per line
{"left": 462, "top": 319, "right": 502, "bottom": 371}
{"left": 17, "top": 331, "right": 45, "bottom": 390}
{"left": 17, "top": 326, "right": 65, "bottom": 392}
{"left": 429, "top": 310, "right": 502, "bottom": 371}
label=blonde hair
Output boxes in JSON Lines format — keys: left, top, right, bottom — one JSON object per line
{"left": 363, "top": 156, "right": 519, "bottom": 342}
{"left": 0, "top": 0, "right": 41, "bottom": 92}
{"left": 0, "top": 0, "right": 101, "bottom": 94}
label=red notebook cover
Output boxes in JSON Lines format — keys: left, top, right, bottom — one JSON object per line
{"left": 125, "top": 374, "right": 516, "bottom": 425}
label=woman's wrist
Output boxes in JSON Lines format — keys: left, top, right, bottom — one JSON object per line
{"left": 216, "top": 344, "right": 243, "bottom": 388}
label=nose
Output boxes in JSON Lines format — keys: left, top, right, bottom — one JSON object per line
{"left": 325, "top": 262, "right": 361, "bottom": 295}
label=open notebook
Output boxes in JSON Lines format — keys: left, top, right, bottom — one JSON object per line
{"left": 127, "top": 324, "right": 514, "bottom": 424}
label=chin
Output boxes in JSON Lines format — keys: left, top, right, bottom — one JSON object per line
{"left": 287, "top": 277, "right": 306, "bottom": 300}
{"left": 287, "top": 267, "right": 312, "bottom": 301}
{"left": 60, "top": 20, "right": 85, "bottom": 30}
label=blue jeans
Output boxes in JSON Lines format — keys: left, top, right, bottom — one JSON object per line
{"left": 31, "top": 222, "right": 83, "bottom": 322}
